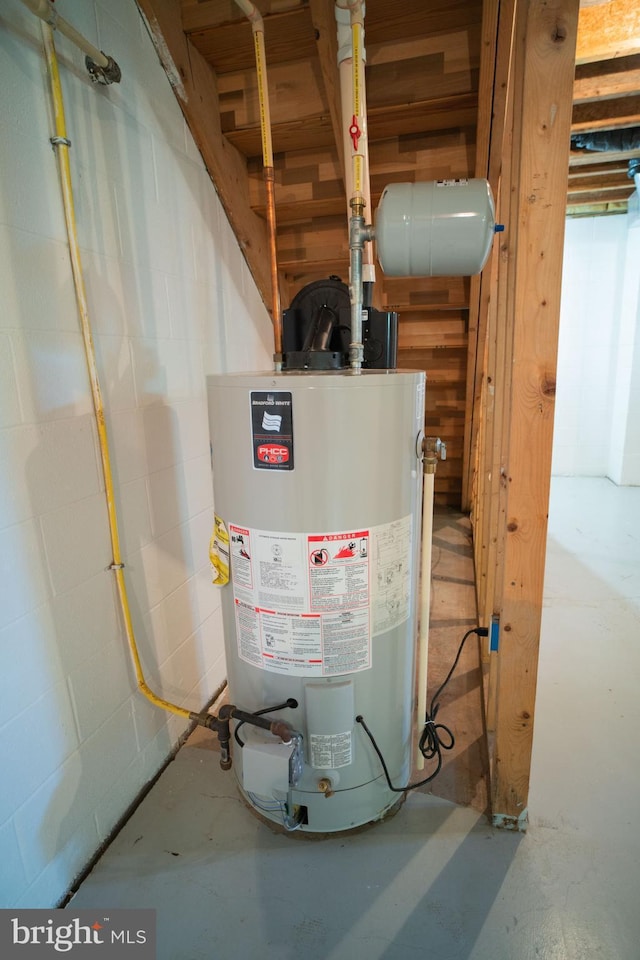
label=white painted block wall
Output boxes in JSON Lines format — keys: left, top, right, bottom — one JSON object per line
{"left": 553, "top": 213, "right": 640, "bottom": 484}
{"left": 0, "top": 0, "right": 273, "bottom": 908}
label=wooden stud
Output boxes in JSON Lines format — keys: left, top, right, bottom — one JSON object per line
{"left": 461, "top": 0, "right": 500, "bottom": 512}
{"left": 491, "top": 0, "right": 580, "bottom": 827}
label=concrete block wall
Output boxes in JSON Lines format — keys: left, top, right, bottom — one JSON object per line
{"left": 0, "top": 0, "right": 272, "bottom": 908}
{"left": 553, "top": 213, "right": 640, "bottom": 484}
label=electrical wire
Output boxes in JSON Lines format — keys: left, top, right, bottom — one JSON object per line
{"left": 247, "top": 791, "right": 303, "bottom": 831}
{"left": 247, "top": 792, "right": 283, "bottom": 812}
{"left": 233, "top": 698, "right": 298, "bottom": 748}
{"left": 356, "top": 627, "right": 488, "bottom": 793}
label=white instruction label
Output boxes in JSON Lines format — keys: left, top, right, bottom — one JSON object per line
{"left": 435, "top": 178, "right": 469, "bottom": 187}
{"left": 230, "top": 518, "right": 412, "bottom": 676}
{"left": 370, "top": 514, "right": 413, "bottom": 637}
{"left": 310, "top": 731, "right": 353, "bottom": 770}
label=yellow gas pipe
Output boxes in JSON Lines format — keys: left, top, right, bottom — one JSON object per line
{"left": 233, "top": 0, "right": 282, "bottom": 368}
{"left": 40, "top": 23, "right": 191, "bottom": 722}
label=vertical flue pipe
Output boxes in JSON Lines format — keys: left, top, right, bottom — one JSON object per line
{"left": 234, "top": 0, "right": 282, "bottom": 368}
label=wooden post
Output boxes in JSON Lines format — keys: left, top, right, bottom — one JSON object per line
{"left": 491, "top": 0, "right": 579, "bottom": 827}
{"left": 462, "top": 0, "right": 499, "bottom": 514}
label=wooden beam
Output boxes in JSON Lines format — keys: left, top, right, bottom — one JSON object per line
{"left": 567, "top": 200, "right": 629, "bottom": 216}
{"left": 568, "top": 159, "right": 635, "bottom": 178}
{"left": 308, "top": 0, "right": 346, "bottom": 192}
{"left": 461, "top": 0, "right": 500, "bottom": 512}
{"left": 368, "top": 93, "right": 479, "bottom": 140}
{"left": 136, "top": 0, "right": 276, "bottom": 319}
{"left": 567, "top": 172, "right": 634, "bottom": 193}
{"left": 572, "top": 95, "right": 640, "bottom": 133}
{"left": 367, "top": 24, "right": 482, "bottom": 70}
{"left": 181, "top": 1, "right": 305, "bottom": 35}
{"left": 570, "top": 146, "right": 640, "bottom": 166}
{"left": 225, "top": 92, "right": 479, "bottom": 158}
{"left": 573, "top": 54, "right": 640, "bottom": 103}
{"left": 186, "top": 5, "right": 317, "bottom": 73}
{"left": 576, "top": 0, "right": 640, "bottom": 64}
{"left": 491, "top": 0, "right": 579, "bottom": 827}
{"left": 464, "top": 0, "right": 521, "bottom": 520}
{"left": 482, "top": 0, "right": 524, "bottom": 724}
{"left": 383, "top": 276, "right": 470, "bottom": 309}
{"left": 226, "top": 116, "right": 335, "bottom": 157}
{"left": 363, "top": 0, "right": 483, "bottom": 46}
{"left": 566, "top": 185, "right": 635, "bottom": 204}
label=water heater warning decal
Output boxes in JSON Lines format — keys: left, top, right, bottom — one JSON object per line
{"left": 229, "top": 519, "right": 412, "bottom": 678}
{"left": 250, "top": 391, "right": 294, "bottom": 470}
{"left": 230, "top": 524, "right": 372, "bottom": 677}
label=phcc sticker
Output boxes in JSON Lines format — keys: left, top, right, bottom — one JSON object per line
{"left": 250, "top": 391, "right": 294, "bottom": 471}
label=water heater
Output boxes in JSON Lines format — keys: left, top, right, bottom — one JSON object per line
{"left": 207, "top": 369, "right": 425, "bottom": 833}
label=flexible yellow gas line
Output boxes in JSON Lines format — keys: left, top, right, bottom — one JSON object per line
{"left": 41, "top": 23, "right": 191, "bottom": 721}
{"left": 233, "top": 0, "right": 282, "bottom": 363}
{"left": 350, "top": 17, "right": 364, "bottom": 202}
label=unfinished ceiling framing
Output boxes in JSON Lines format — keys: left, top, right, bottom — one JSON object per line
{"left": 138, "top": 0, "right": 639, "bottom": 507}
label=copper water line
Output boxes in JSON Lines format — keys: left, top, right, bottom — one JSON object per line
{"left": 264, "top": 168, "right": 282, "bottom": 362}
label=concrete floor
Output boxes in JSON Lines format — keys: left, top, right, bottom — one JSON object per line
{"left": 70, "top": 477, "right": 640, "bottom": 959}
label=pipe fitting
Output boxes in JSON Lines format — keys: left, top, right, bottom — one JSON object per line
{"left": 350, "top": 196, "right": 366, "bottom": 222}
{"left": 220, "top": 704, "right": 299, "bottom": 746}
{"left": 270, "top": 719, "right": 294, "bottom": 744}
{"left": 317, "top": 777, "right": 335, "bottom": 798}
{"left": 348, "top": 203, "right": 374, "bottom": 373}
{"left": 85, "top": 54, "right": 121, "bottom": 85}
{"left": 422, "top": 436, "right": 447, "bottom": 474}
{"left": 192, "top": 710, "right": 233, "bottom": 770}
{"left": 234, "top": 0, "right": 264, "bottom": 31}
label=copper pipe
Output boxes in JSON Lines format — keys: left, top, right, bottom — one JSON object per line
{"left": 264, "top": 167, "right": 282, "bottom": 361}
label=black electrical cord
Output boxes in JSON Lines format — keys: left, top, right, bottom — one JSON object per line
{"left": 233, "top": 698, "right": 298, "bottom": 748}
{"left": 356, "top": 626, "right": 488, "bottom": 793}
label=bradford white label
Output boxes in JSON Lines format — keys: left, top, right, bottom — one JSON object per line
{"left": 250, "top": 391, "right": 294, "bottom": 471}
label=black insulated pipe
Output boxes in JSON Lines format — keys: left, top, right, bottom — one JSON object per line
{"left": 191, "top": 700, "right": 299, "bottom": 770}
{"left": 571, "top": 128, "right": 640, "bottom": 153}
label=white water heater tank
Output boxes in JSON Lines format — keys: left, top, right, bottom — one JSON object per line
{"left": 207, "top": 369, "right": 426, "bottom": 833}
{"left": 375, "top": 178, "right": 495, "bottom": 277}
